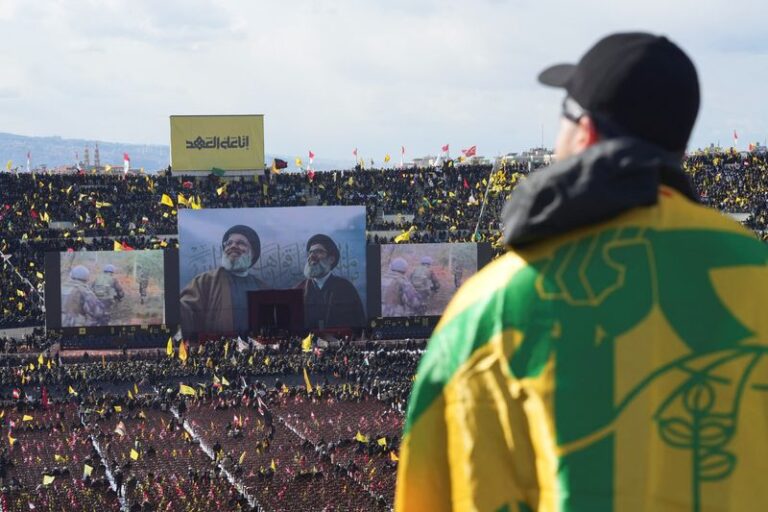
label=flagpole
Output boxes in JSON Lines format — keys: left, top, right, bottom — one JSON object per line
{"left": 472, "top": 157, "right": 500, "bottom": 242}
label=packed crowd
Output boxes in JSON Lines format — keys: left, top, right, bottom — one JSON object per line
{"left": 1, "top": 149, "right": 766, "bottom": 329}
{"left": 0, "top": 337, "right": 424, "bottom": 511}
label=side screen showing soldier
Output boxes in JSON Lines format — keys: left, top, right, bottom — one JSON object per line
{"left": 379, "top": 243, "right": 478, "bottom": 317}
{"left": 59, "top": 250, "right": 165, "bottom": 327}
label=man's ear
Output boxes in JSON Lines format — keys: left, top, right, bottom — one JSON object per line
{"left": 577, "top": 116, "right": 601, "bottom": 148}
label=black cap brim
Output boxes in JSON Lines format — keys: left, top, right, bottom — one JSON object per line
{"left": 538, "top": 63, "right": 576, "bottom": 88}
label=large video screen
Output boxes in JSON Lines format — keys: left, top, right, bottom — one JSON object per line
{"left": 178, "top": 206, "right": 366, "bottom": 335}
{"left": 59, "top": 250, "right": 166, "bottom": 327}
{"left": 379, "top": 243, "right": 478, "bottom": 317}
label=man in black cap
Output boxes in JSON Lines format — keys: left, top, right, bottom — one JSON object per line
{"left": 180, "top": 225, "right": 267, "bottom": 336}
{"left": 397, "top": 33, "right": 768, "bottom": 511}
{"left": 294, "top": 234, "right": 365, "bottom": 329}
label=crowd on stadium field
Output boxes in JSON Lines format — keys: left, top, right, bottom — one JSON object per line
{"left": 1, "top": 148, "right": 766, "bottom": 329}
{"left": 0, "top": 338, "right": 423, "bottom": 511}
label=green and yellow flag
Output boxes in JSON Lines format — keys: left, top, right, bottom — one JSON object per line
{"left": 178, "top": 340, "right": 188, "bottom": 362}
{"left": 396, "top": 188, "right": 768, "bottom": 512}
{"left": 160, "top": 193, "right": 174, "bottom": 207}
{"left": 303, "top": 367, "right": 313, "bottom": 393}
{"left": 179, "top": 383, "right": 197, "bottom": 397}
{"left": 394, "top": 226, "right": 416, "bottom": 243}
{"left": 301, "top": 333, "right": 312, "bottom": 352}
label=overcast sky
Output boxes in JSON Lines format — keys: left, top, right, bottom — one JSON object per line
{"left": 0, "top": 0, "right": 766, "bottom": 160}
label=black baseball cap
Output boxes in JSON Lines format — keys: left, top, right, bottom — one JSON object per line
{"left": 538, "top": 32, "right": 700, "bottom": 152}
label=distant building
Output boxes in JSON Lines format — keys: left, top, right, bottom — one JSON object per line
{"left": 499, "top": 147, "right": 554, "bottom": 166}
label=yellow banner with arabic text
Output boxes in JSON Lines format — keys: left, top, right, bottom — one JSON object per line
{"left": 170, "top": 115, "right": 264, "bottom": 172}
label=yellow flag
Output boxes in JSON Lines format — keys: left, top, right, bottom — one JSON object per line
{"left": 104, "top": 164, "right": 112, "bottom": 173}
{"left": 221, "top": 376, "right": 230, "bottom": 387}
{"left": 42, "top": 475, "right": 55, "bottom": 486}
{"left": 377, "top": 437, "right": 387, "bottom": 447}
{"left": 390, "top": 451, "right": 399, "bottom": 462}
{"left": 166, "top": 337, "right": 174, "bottom": 357}
{"left": 270, "top": 459, "right": 277, "bottom": 471}
{"left": 7, "top": 433, "right": 16, "bottom": 447}
{"left": 127, "top": 390, "right": 133, "bottom": 400}
{"left": 160, "top": 193, "right": 174, "bottom": 207}
{"left": 239, "top": 451, "right": 247, "bottom": 465}
{"left": 216, "top": 184, "right": 227, "bottom": 196}
{"left": 303, "top": 367, "right": 313, "bottom": 393}
{"left": 178, "top": 341, "right": 188, "bottom": 362}
{"left": 6, "top": 160, "right": 11, "bottom": 171}
{"left": 384, "top": 154, "right": 391, "bottom": 163}
{"left": 355, "top": 431, "right": 369, "bottom": 443}
{"left": 130, "top": 449, "right": 139, "bottom": 461}
{"left": 179, "top": 383, "right": 197, "bottom": 397}
{"left": 264, "top": 356, "right": 270, "bottom": 366}
{"left": 113, "top": 240, "right": 123, "bottom": 251}
{"left": 54, "top": 454, "right": 65, "bottom": 462}
{"left": 134, "top": 383, "right": 139, "bottom": 395}
{"left": 16, "top": 289, "right": 26, "bottom": 298}
{"left": 394, "top": 229, "right": 410, "bottom": 243}
{"left": 83, "top": 464, "right": 93, "bottom": 477}
{"left": 38, "top": 353, "right": 44, "bottom": 365}
{"left": 68, "top": 385, "right": 78, "bottom": 396}
{"left": 177, "top": 193, "right": 188, "bottom": 206}
{"left": 36, "top": 271, "right": 43, "bottom": 279}
{"left": 295, "top": 157, "right": 303, "bottom": 167}
{"left": 22, "top": 414, "right": 33, "bottom": 422}
{"left": 114, "top": 405, "right": 122, "bottom": 413}
{"left": 301, "top": 334, "right": 312, "bottom": 352}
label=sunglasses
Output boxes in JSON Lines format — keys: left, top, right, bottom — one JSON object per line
{"left": 562, "top": 96, "right": 587, "bottom": 124}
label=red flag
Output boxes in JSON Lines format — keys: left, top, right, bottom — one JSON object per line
{"left": 352, "top": 148, "right": 358, "bottom": 157}
{"left": 30, "top": 209, "right": 38, "bottom": 219}
{"left": 462, "top": 145, "right": 477, "bottom": 157}
{"left": 463, "top": 178, "right": 470, "bottom": 189}
{"left": 441, "top": 144, "right": 449, "bottom": 152}
{"left": 121, "top": 241, "right": 134, "bottom": 251}
{"left": 308, "top": 169, "right": 316, "bottom": 181}
{"left": 123, "top": 153, "right": 131, "bottom": 162}
{"left": 308, "top": 150, "right": 315, "bottom": 161}
{"left": 12, "top": 389, "right": 20, "bottom": 400}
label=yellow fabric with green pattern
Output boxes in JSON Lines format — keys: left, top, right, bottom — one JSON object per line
{"left": 396, "top": 187, "right": 768, "bottom": 512}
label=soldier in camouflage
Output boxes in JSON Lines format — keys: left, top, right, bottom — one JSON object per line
{"left": 62, "top": 266, "right": 105, "bottom": 327}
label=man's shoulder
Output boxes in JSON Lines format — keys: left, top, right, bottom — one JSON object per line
{"left": 184, "top": 267, "right": 226, "bottom": 288}
{"left": 327, "top": 275, "right": 362, "bottom": 299}
{"left": 327, "top": 274, "right": 356, "bottom": 289}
